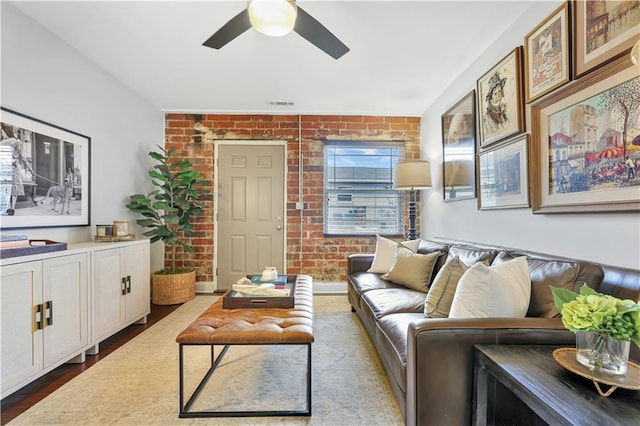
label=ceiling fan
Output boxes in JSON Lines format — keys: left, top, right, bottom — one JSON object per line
{"left": 202, "top": 0, "right": 349, "bottom": 60}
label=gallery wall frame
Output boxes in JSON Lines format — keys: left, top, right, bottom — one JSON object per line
{"left": 441, "top": 90, "right": 477, "bottom": 202}
{"left": 573, "top": 0, "right": 640, "bottom": 78}
{"left": 524, "top": 1, "right": 572, "bottom": 103}
{"left": 0, "top": 107, "right": 91, "bottom": 229}
{"left": 477, "top": 133, "right": 530, "bottom": 210}
{"left": 477, "top": 47, "right": 526, "bottom": 148}
{"left": 531, "top": 55, "right": 639, "bottom": 214}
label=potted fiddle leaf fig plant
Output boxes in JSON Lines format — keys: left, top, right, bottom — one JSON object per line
{"left": 126, "top": 145, "right": 209, "bottom": 305}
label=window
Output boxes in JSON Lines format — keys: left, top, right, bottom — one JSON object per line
{"left": 324, "top": 141, "right": 405, "bottom": 236}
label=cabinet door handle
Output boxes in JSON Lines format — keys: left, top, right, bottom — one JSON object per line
{"left": 34, "top": 304, "right": 44, "bottom": 330}
{"left": 45, "top": 300, "right": 53, "bottom": 326}
{"left": 121, "top": 277, "right": 127, "bottom": 295}
{"left": 126, "top": 275, "right": 132, "bottom": 294}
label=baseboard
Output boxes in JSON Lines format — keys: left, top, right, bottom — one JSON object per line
{"left": 195, "top": 281, "right": 215, "bottom": 294}
{"left": 313, "top": 281, "right": 347, "bottom": 294}
{"left": 195, "top": 280, "right": 347, "bottom": 294}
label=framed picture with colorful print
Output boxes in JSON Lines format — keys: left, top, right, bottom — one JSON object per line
{"left": 442, "top": 90, "right": 477, "bottom": 201}
{"left": 477, "top": 134, "right": 530, "bottom": 210}
{"left": 524, "top": 1, "right": 572, "bottom": 103}
{"left": 477, "top": 47, "right": 525, "bottom": 148}
{"left": 531, "top": 55, "right": 640, "bottom": 213}
{"left": 573, "top": 0, "right": 640, "bottom": 78}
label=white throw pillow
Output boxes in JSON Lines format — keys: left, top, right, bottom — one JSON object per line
{"left": 381, "top": 245, "right": 439, "bottom": 292}
{"left": 448, "top": 256, "right": 531, "bottom": 318}
{"left": 367, "top": 235, "right": 420, "bottom": 274}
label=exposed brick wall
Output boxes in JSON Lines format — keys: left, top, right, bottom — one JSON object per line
{"left": 165, "top": 114, "right": 421, "bottom": 283}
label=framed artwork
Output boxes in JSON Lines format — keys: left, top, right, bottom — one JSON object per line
{"left": 442, "top": 90, "right": 476, "bottom": 201}
{"left": 573, "top": 0, "right": 640, "bottom": 78}
{"left": 478, "top": 134, "right": 530, "bottom": 210}
{"left": 0, "top": 107, "right": 91, "bottom": 229}
{"left": 477, "top": 47, "right": 525, "bottom": 148}
{"left": 531, "top": 56, "right": 639, "bottom": 214}
{"left": 524, "top": 1, "right": 571, "bottom": 103}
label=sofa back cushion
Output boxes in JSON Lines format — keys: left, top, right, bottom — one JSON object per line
{"left": 417, "top": 239, "right": 450, "bottom": 280}
{"left": 447, "top": 245, "right": 497, "bottom": 266}
{"left": 492, "top": 251, "right": 603, "bottom": 318}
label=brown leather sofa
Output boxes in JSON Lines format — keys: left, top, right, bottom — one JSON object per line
{"left": 347, "top": 239, "right": 640, "bottom": 426}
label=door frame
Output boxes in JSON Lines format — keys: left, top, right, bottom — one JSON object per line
{"left": 213, "top": 140, "right": 288, "bottom": 292}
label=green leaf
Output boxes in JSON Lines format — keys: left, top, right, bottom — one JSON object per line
{"left": 550, "top": 286, "right": 579, "bottom": 313}
{"left": 578, "top": 285, "right": 599, "bottom": 296}
{"left": 174, "top": 199, "right": 190, "bottom": 210}
{"left": 152, "top": 201, "right": 172, "bottom": 210}
{"left": 155, "top": 225, "right": 172, "bottom": 237}
{"left": 149, "top": 170, "right": 169, "bottom": 183}
{"left": 149, "top": 151, "right": 164, "bottom": 162}
{"left": 136, "top": 218, "right": 157, "bottom": 227}
{"left": 129, "top": 194, "right": 150, "bottom": 202}
{"left": 164, "top": 215, "right": 180, "bottom": 224}
{"left": 617, "top": 300, "right": 640, "bottom": 314}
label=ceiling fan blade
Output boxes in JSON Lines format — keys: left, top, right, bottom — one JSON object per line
{"left": 203, "top": 9, "right": 251, "bottom": 49}
{"left": 294, "top": 6, "right": 349, "bottom": 60}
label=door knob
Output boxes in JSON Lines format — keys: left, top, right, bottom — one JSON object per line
{"left": 276, "top": 225, "right": 282, "bottom": 230}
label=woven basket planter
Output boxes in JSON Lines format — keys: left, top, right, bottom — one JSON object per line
{"left": 152, "top": 270, "right": 196, "bottom": 305}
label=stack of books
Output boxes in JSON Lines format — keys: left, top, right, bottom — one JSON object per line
{"left": 0, "top": 235, "right": 30, "bottom": 250}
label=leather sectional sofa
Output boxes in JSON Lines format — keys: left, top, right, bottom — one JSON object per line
{"left": 347, "top": 238, "right": 640, "bottom": 425}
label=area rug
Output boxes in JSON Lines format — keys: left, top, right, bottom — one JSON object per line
{"left": 8, "top": 295, "right": 402, "bottom": 425}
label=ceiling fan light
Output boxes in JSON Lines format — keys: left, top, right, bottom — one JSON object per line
{"left": 248, "top": 0, "right": 297, "bottom": 37}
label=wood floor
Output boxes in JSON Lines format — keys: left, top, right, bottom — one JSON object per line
{"left": 0, "top": 303, "right": 181, "bottom": 425}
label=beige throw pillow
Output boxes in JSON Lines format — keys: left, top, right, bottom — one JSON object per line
{"left": 424, "top": 256, "right": 470, "bottom": 318}
{"left": 381, "top": 245, "right": 439, "bottom": 292}
{"left": 449, "top": 256, "right": 531, "bottom": 318}
{"left": 367, "top": 235, "right": 421, "bottom": 274}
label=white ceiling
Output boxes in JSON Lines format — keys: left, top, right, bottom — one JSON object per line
{"left": 10, "top": 0, "right": 537, "bottom": 116}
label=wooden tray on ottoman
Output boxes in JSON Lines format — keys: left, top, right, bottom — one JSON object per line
{"left": 223, "top": 275, "right": 297, "bottom": 309}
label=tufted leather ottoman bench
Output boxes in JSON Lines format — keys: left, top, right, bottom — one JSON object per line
{"left": 176, "top": 275, "right": 314, "bottom": 418}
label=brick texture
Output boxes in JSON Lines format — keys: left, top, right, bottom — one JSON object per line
{"left": 164, "top": 114, "right": 421, "bottom": 283}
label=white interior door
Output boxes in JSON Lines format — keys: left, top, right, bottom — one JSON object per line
{"left": 216, "top": 144, "right": 285, "bottom": 291}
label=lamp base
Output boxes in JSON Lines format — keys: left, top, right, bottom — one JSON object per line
{"left": 407, "top": 190, "right": 417, "bottom": 240}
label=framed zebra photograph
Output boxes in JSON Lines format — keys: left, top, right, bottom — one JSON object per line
{"left": 0, "top": 107, "right": 90, "bottom": 229}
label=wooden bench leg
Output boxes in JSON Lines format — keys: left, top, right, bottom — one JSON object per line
{"left": 179, "top": 343, "right": 312, "bottom": 418}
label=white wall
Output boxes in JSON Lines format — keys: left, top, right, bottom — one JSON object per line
{"left": 1, "top": 3, "right": 164, "bottom": 272}
{"left": 420, "top": 1, "right": 640, "bottom": 269}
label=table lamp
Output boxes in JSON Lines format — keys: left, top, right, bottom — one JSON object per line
{"left": 394, "top": 160, "right": 432, "bottom": 240}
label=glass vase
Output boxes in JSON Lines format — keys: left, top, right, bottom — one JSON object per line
{"left": 575, "top": 332, "right": 630, "bottom": 375}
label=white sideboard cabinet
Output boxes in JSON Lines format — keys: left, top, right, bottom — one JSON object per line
{"left": 1, "top": 252, "right": 88, "bottom": 397}
{"left": 92, "top": 241, "right": 150, "bottom": 347}
{"left": 0, "top": 239, "right": 150, "bottom": 398}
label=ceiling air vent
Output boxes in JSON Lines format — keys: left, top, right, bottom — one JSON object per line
{"left": 266, "top": 100, "right": 295, "bottom": 106}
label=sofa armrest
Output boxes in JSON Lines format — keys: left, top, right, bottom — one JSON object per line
{"left": 405, "top": 317, "right": 573, "bottom": 426}
{"left": 348, "top": 253, "right": 374, "bottom": 275}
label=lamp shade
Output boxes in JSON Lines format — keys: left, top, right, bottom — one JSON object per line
{"left": 248, "top": 0, "right": 297, "bottom": 37}
{"left": 394, "top": 160, "right": 432, "bottom": 190}
{"left": 444, "top": 160, "right": 474, "bottom": 187}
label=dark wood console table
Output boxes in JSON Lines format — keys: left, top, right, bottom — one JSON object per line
{"left": 473, "top": 345, "right": 640, "bottom": 426}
